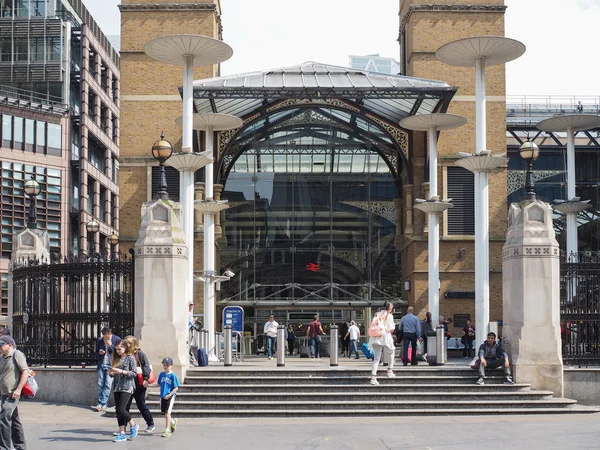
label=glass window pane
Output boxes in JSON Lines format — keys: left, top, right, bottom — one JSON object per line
{"left": 36, "top": 121, "right": 45, "bottom": 147}
{"left": 2, "top": 115, "right": 12, "bottom": 142}
{"left": 25, "top": 119, "right": 34, "bottom": 145}
{"left": 14, "top": 117, "right": 23, "bottom": 144}
{"left": 47, "top": 123, "right": 61, "bottom": 149}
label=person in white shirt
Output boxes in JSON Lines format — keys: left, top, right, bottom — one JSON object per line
{"left": 369, "top": 301, "right": 396, "bottom": 385}
{"left": 263, "top": 314, "right": 279, "bottom": 360}
{"left": 345, "top": 321, "right": 361, "bottom": 359}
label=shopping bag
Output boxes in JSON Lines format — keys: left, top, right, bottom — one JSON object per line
{"left": 21, "top": 370, "right": 38, "bottom": 398}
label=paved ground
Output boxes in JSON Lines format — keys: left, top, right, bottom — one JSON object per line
{"left": 16, "top": 401, "right": 600, "bottom": 449}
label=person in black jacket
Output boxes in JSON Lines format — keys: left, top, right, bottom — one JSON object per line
{"left": 476, "top": 332, "right": 514, "bottom": 385}
{"left": 125, "top": 336, "right": 155, "bottom": 432}
{"left": 93, "top": 327, "right": 120, "bottom": 412}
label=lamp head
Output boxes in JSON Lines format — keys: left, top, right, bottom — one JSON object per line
{"left": 151, "top": 132, "right": 173, "bottom": 162}
{"left": 107, "top": 234, "right": 119, "bottom": 246}
{"left": 86, "top": 220, "right": 100, "bottom": 234}
{"left": 519, "top": 139, "right": 539, "bottom": 162}
{"left": 24, "top": 176, "right": 40, "bottom": 197}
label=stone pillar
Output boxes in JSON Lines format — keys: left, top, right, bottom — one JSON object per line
{"left": 393, "top": 197, "right": 403, "bottom": 249}
{"left": 134, "top": 200, "right": 189, "bottom": 381}
{"left": 502, "top": 200, "right": 563, "bottom": 397}
{"left": 403, "top": 184, "right": 414, "bottom": 237}
{"left": 8, "top": 229, "right": 50, "bottom": 331}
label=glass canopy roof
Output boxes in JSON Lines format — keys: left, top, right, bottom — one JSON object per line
{"left": 191, "top": 62, "right": 456, "bottom": 125}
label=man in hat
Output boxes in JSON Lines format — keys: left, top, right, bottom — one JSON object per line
{"left": 0, "top": 335, "right": 28, "bottom": 449}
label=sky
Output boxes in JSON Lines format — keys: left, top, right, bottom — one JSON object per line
{"left": 83, "top": 0, "right": 600, "bottom": 98}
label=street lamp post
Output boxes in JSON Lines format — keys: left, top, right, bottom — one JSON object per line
{"left": 86, "top": 219, "right": 100, "bottom": 256}
{"left": 186, "top": 113, "right": 243, "bottom": 361}
{"left": 144, "top": 35, "right": 234, "bottom": 310}
{"left": 400, "top": 113, "right": 467, "bottom": 324}
{"left": 24, "top": 176, "right": 41, "bottom": 230}
{"left": 518, "top": 140, "right": 540, "bottom": 201}
{"left": 107, "top": 234, "right": 119, "bottom": 260}
{"left": 537, "top": 115, "right": 600, "bottom": 261}
{"left": 436, "top": 36, "right": 525, "bottom": 341}
{"left": 151, "top": 132, "right": 173, "bottom": 200}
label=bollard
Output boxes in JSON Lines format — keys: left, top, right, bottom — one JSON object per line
{"left": 202, "top": 329, "right": 209, "bottom": 352}
{"left": 426, "top": 331, "right": 437, "bottom": 365}
{"left": 330, "top": 325, "right": 339, "bottom": 367}
{"left": 215, "top": 331, "right": 222, "bottom": 360}
{"left": 276, "top": 325, "right": 286, "bottom": 367}
{"left": 224, "top": 326, "right": 233, "bottom": 367}
{"left": 435, "top": 325, "right": 446, "bottom": 365}
{"left": 199, "top": 328, "right": 207, "bottom": 350}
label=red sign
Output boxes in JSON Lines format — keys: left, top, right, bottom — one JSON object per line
{"left": 306, "top": 263, "right": 320, "bottom": 272}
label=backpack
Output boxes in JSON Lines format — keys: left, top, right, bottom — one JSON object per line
{"left": 368, "top": 314, "right": 385, "bottom": 337}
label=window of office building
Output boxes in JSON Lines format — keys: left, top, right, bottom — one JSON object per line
{"left": 15, "top": 40, "right": 27, "bottom": 61}
{"left": 2, "top": 114, "right": 12, "bottom": 147}
{"left": 0, "top": 40, "right": 11, "bottom": 62}
{"left": 25, "top": 119, "right": 35, "bottom": 151}
{"left": 30, "top": 37, "right": 44, "bottom": 62}
{"left": 36, "top": 120, "right": 45, "bottom": 151}
{"left": 13, "top": 117, "right": 24, "bottom": 150}
{"left": 0, "top": 162, "right": 62, "bottom": 258}
{"left": 1, "top": 273, "right": 8, "bottom": 316}
{"left": 47, "top": 123, "right": 61, "bottom": 156}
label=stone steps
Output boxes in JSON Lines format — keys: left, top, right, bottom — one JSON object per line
{"left": 129, "top": 367, "right": 594, "bottom": 417}
{"left": 147, "top": 391, "right": 554, "bottom": 402}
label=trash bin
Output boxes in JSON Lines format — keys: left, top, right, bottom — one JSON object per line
{"left": 426, "top": 331, "right": 437, "bottom": 365}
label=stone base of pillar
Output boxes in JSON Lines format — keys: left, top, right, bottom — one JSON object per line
{"left": 512, "top": 360, "right": 564, "bottom": 398}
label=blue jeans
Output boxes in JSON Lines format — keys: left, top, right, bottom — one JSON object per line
{"left": 309, "top": 336, "right": 321, "bottom": 358}
{"left": 97, "top": 365, "right": 114, "bottom": 408}
{"left": 349, "top": 339, "right": 359, "bottom": 358}
{"left": 266, "top": 336, "right": 276, "bottom": 357}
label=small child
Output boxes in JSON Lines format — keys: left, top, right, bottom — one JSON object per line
{"left": 147, "top": 357, "right": 180, "bottom": 438}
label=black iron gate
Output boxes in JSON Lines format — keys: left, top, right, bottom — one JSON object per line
{"left": 11, "top": 252, "right": 134, "bottom": 366}
{"left": 560, "top": 253, "right": 600, "bottom": 365}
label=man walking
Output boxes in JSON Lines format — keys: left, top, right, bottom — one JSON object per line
{"left": 345, "top": 320, "right": 361, "bottom": 359}
{"left": 0, "top": 335, "right": 28, "bottom": 450}
{"left": 399, "top": 307, "right": 421, "bottom": 365}
{"left": 306, "top": 315, "right": 325, "bottom": 358}
{"left": 263, "top": 314, "right": 279, "bottom": 360}
{"left": 94, "top": 327, "right": 120, "bottom": 412}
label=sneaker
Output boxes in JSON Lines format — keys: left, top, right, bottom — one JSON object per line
{"left": 145, "top": 425, "right": 156, "bottom": 433}
{"left": 268, "top": 356, "right": 272, "bottom": 360}
{"left": 113, "top": 433, "right": 127, "bottom": 442}
{"left": 130, "top": 423, "right": 139, "bottom": 439}
{"left": 112, "top": 430, "right": 126, "bottom": 436}
{"left": 104, "top": 406, "right": 116, "bottom": 413}
{"left": 354, "top": 357, "right": 359, "bottom": 360}
{"left": 370, "top": 376, "right": 379, "bottom": 385}
{"left": 170, "top": 418, "right": 178, "bottom": 433}
{"left": 386, "top": 371, "right": 396, "bottom": 378}
{"left": 476, "top": 377, "right": 485, "bottom": 385}
{"left": 161, "top": 429, "right": 172, "bottom": 438}
{"left": 504, "top": 377, "right": 515, "bottom": 385}
{"left": 92, "top": 404, "right": 103, "bottom": 412}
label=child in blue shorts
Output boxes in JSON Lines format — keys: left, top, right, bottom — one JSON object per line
{"left": 148, "top": 357, "right": 180, "bottom": 438}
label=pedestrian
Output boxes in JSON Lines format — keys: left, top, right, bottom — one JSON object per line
{"left": 420, "top": 312, "right": 434, "bottom": 357}
{"left": 147, "top": 357, "right": 180, "bottom": 438}
{"left": 263, "top": 314, "right": 279, "bottom": 360}
{"left": 369, "top": 301, "right": 396, "bottom": 385}
{"left": 399, "top": 306, "right": 421, "bottom": 366}
{"left": 93, "top": 327, "right": 120, "bottom": 412}
{"left": 109, "top": 337, "right": 140, "bottom": 442}
{"left": 0, "top": 328, "right": 10, "bottom": 337}
{"left": 476, "top": 332, "right": 514, "bottom": 386}
{"left": 462, "top": 319, "right": 476, "bottom": 359}
{"left": 306, "top": 315, "right": 325, "bottom": 358}
{"left": 0, "top": 335, "right": 27, "bottom": 450}
{"left": 339, "top": 322, "right": 349, "bottom": 357}
{"left": 125, "top": 336, "right": 155, "bottom": 433}
{"left": 345, "top": 320, "right": 361, "bottom": 359}
{"left": 286, "top": 324, "right": 296, "bottom": 356}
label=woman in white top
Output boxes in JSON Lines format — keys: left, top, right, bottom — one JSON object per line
{"left": 369, "top": 301, "right": 396, "bottom": 385}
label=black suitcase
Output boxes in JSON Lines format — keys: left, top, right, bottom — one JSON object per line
{"left": 299, "top": 345, "right": 310, "bottom": 358}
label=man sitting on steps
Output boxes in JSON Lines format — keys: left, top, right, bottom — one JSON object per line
{"left": 476, "top": 332, "right": 514, "bottom": 385}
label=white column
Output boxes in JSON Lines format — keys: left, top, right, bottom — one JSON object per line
{"left": 566, "top": 127, "right": 578, "bottom": 260}
{"left": 181, "top": 55, "right": 195, "bottom": 306}
{"left": 474, "top": 56, "right": 490, "bottom": 342}
{"left": 203, "top": 125, "right": 217, "bottom": 360}
{"left": 428, "top": 126, "right": 440, "bottom": 323}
